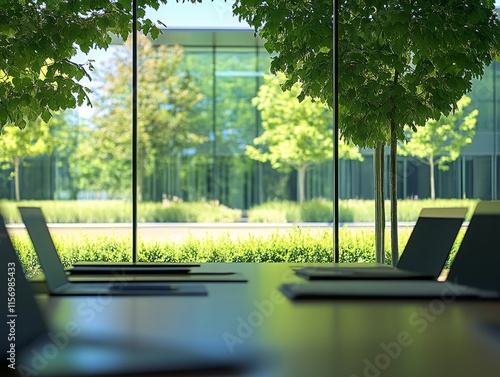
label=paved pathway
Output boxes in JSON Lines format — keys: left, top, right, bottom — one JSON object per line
{"left": 5, "top": 222, "right": 424, "bottom": 243}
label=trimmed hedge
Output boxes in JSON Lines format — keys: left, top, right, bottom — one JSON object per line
{"left": 0, "top": 199, "right": 241, "bottom": 224}
{"left": 248, "top": 199, "right": 478, "bottom": 223}
{"left": 1, "top": 198, "right": 478, "bottom": 224}
{"left": 12, "top": 227, "right": 464, "bottom": 279}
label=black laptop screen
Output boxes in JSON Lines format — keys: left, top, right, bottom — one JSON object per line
{"left": 1, "top": 215, "right": 48, "bottom": 361}
{"left": 447, "top": 202, "right": 500, "bottom": 292}
{"left": 18, "top": 207, "right": 71, "bottom": 292}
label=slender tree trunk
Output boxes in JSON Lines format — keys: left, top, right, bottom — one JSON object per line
{"left": 388, "top": 69, "right": 400, "bottom": 266}
{"left": 138, "top": 143, "right": 146, "bottom": 202}
{"left": 68, "top": 169, "right": 78, "bottom": 200}
{"left": 390, "top": 120, "right": 399, "bottom": 266}
{"left": 430, "top": 155, "right": 435, "bottom": 200}
{"left": 374, "top": 143, "right": 385, "bottom": 263}
{"left": 14, "top": 157, "right": 21, "bottom": 201}
{"left": 297, "top": 166, "right": 306, "bottom": 203}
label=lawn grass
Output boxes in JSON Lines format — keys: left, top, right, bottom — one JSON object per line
{"left": 0, "top": 199, "right": 241, "bottom": 224}
{"left": 247, "top": 198, "right": 479, "bottom": 222}
{"left": 1, "top": 198, "right": 478, "bottom": 223}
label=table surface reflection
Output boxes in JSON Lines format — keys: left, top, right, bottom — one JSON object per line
{"left": 32, "top": 263, "right": 500, "bottom": 377}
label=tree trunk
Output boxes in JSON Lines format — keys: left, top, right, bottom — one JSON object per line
{"left": 14, "top": 157, "right": 21, "bottom": 201}
{"left": 297, "top": 166, "right": 306, "bottom": 203}
{"left": 390, "top": 121, "right": 399, "bottom": 266}
{"left": 70, "top": 185, "right": 79, "bottom": 200}
{"left": 138, "top": 143, "right": 146, "bottom": 202}
{"left": 430, "top": 154, "right": 435, "bottom": 200}
{"left": 374, "top": 143, "right": 385, "bottom": 263}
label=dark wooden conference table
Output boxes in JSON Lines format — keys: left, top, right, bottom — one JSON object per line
{"left": 33, "top": 263, "right": 500, "bottom": 377}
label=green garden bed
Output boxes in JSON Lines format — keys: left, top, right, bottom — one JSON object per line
{"left": 12, "top": 227, "right": 465, "bottom": 279}
{"left": 1, "top": 198, "right": 478, "bottom": 223}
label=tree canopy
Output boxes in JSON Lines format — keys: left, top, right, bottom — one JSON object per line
{"left": 84, "top": 34, "right": 203, "bottom": 199}
{"left": 338, "top": 1, "right": 499, "bottom": 147}
{"left": 0, "top": 0, "right": 205, "bottom": 130}
{"left": 247, "top": 73, "right": 362, "bottom": 202}
{"left": 399, "top": 95, "right": 478, "bottom": 199}
{"left": 233, "top": 0, "right": 500, "bottom": 145}
{"left": 234, "top": 0, "right": 500, "bottom": 263}
{"left": 338, "top": 0, "right": 499, "bottom": 262}
{"left": 0, "top": 116, "right": 58, "bottom": 200}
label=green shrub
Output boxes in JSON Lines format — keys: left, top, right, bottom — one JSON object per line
{"left": 0, "top": 199, "right": 241, "bottom": 224}
{"left": 300, "top": 199, "right": 333, "bottom": 222}
{"left": 1, "top": 198, "right": 478, "bottom": 224}
{"left": 246, "top": 208, "right": 288, "bottom": 223}
{"left": 248, "top": 198, "right": 478, "bottom": 223}
{"left": 246, "top": 201, "right": 302, "bottom": 222}
{"left": 392, "top": 199, "right": 478, "bottom": 221}
{"left": 247, "top": 200, "right": 331, "bottom": 222}
{"left": 12, "top": 228, "right": 430, "bottom": 279}
{"left": 340, "top": 200, "right": 373, "bottom": 222}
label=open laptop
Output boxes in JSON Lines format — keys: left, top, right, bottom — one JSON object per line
{"left": 18, "top": 207, "right": 207, "bottom": 296}
{"left": 293, "top": 207, "right": 468, "bottom": 280}
{"left": 19, "top": 206, "right": 247, "bottom": 284}
{"left": 19, "top": 208, "right": 196, "bottom": 274}
{"left": 281, "top": 201, "right": 500, "bottom": 299}
{"left": 68, "top": 262, "right": 200, "bottom": 274}
{"left": 0, "top": 215, "right": 252, "bottom": 377}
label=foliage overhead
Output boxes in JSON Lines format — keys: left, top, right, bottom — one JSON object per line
{"left": 233, "top": 0, "right": 499, "bottom": 151}
{"left": 338, "top": 0, "right": 500, "bottom": 148}
{"left": 0, "top": 0, "right": 204, "bottom": 130}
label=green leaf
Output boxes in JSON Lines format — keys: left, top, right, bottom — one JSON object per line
{"left": 41, "top": 110, "right": 52, "bottom": 123}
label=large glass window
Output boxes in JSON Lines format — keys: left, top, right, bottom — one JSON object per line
{"left": 3, "top": 2, "right": 500, "bottom": 269}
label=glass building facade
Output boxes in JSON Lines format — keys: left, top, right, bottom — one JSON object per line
{"left": 1, "top": 3, "right": 500, "bottom": 206}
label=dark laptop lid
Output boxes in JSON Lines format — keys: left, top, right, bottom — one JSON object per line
{"left": 293, "top": 207, "right": 467, "bottom": 281}
{"left": 397, "top": 207, "right": 467, "bottom": 278}
{"left": 18, "top": 207, "right": 70, "bottom": 292}
{"left": 1, "top": 215, "right": 48, "bottom": 363}
{"left": 447, "top": 201, "right": 500, "bottom": 292}
{"left": 280, "top": 280, "right": 499, "bottom": 300}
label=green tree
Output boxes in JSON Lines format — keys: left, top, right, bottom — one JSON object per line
{"left": 340, "top": 1, "right": 499, "bottom": 264}
{"left": 0, "top": 118, "right": 56, "bottom": 200}
{"left": 234, "top": 0, "right": 500, "bottom": 264}
{"left": 49, "top": 112, "right": 95, "bottom": 200}
{"left": 0, "top": 0, "right": 206, "bottom": 130}
{"left": 89, "top": 33, "right": 204, "bottom": 199}
{"left": 247, "top": 73, "right": 362, "bottom": 203}
{"left": 399, "top": 95, "right": 478, "bottom": 200}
